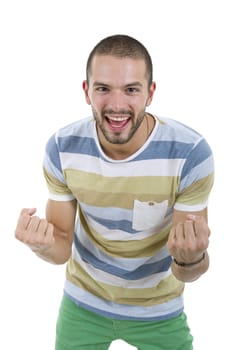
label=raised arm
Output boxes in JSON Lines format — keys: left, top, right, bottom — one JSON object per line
{"left": 15, "top": 199, "right": 77, "bottom": 265}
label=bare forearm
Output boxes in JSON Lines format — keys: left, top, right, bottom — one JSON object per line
{"left": 171, "top": 251, "right": 209, "bottom": 282}
{"left": 32, "top": 236, "right": 72, "bottom": 265}
{"left": 15, "top": 203, "right": 75, "bottom": 265}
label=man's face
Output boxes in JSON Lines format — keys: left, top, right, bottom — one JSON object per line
{"left": 83, "top": 55, "right": 155, "bottom": 145}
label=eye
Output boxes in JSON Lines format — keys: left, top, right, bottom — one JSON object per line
{"left": 95, "top": 86, "right": 109, "bottom": 93}
{"left": 126, "top": 87, "right": 140, "bottom": 94}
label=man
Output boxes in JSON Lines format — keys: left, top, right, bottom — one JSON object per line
{"left": 15, "top": 34, "right": 214, "bottom": 349}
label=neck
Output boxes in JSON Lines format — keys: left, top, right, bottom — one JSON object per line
{"left": 99, "top": 113, "right": 155, "bottom": 160}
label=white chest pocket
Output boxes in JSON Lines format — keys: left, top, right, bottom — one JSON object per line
{"left": 132, "top": 199, "right": 168, "bottom": 231}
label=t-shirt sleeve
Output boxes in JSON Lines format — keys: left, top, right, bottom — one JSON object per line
{"left": 43, "top": 133, "right": 75, "bottom": 201}
{"left": 174, "top": 137, "right": 214, "bottom": 211}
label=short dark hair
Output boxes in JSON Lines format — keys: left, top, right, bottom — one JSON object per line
{"left": 86, "top": 34, "right": 153, "bottom": 89}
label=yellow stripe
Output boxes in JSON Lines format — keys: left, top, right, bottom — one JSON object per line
{"left": 79, "top": 190, "right": 173, "bottom": 209}
{"left": 65, "top": 169, "right": 178, "bottom": 194}
{"left": 79, "top": 209, "right": 171, "bottom": 258}
{"left": 67, "top": 258, "right": 184, "bottom": 306}
{"left": 177, "top": 173, "right": 214, "bottom": 206}
{"left": 43, "top": 168, "right": 73, "bottom": 196}
{"left": 64, "top": 169, "right": 177, "bottom": 208}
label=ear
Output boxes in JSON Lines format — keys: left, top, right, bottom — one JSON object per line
{"left": 82, "top": 80, "right": 91, "bottom": 105}
{"left": 146, "top": 82, "right": 156, "bottom": 106}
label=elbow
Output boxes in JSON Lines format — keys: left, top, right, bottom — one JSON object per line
{"left": 53, "top": 248, "right": 72, "bottom": 265}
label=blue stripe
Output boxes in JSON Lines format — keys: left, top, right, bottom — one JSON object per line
{"left": 43, "top": 154, "right": 66, "bottom": 184}
{"left": 57, "top": 136, "right": 195, "bottom": 162}
{"left": 74, "top": 235, "right": 172, "bottom": 280}
{"left": 181, "top": 139, "right": 213, "bottom": 180}
{"left": 45, "top": 134, "right": 62, "bottom": 172}
{"left": 87, "top": 213, "right": 139, "bottom": 234}
{"left": 179, "top": 155, "right": 214, "bottom": 191}
{"left": 133, "top": 141, "right": 194, "bottom": 161}
{"left": 63, "top": 284, "right": 184, "bottom": 322}
{"left": 57, "top": 135, "right": 100, "bottom": 157}
{"left": 78, "top": 226, "right": 171, "bottom": 271}
{"left": 81, "top": 202, "right": 132, "bottom": 222}
{"left": 64, "top": 292, "right": 183, "bottom": 321}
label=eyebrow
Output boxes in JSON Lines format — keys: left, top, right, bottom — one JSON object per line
{"left": 93, "top": 81, "right": 143, "bottom": 88}
{"left": 125, "top": 82, "right": 143, "bottom": 88}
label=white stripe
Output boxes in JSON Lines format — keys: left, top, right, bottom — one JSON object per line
{"left": 85, "top": 213, "right": 172, "bottom": 241}
{"left": 174, "top": 201, "right": 208, "bottom": 211}
{"left": 81, "top": 202, "right": 132, "bottom": 222}
{"left": 43, "top": 154, "right": 65, "bottom": 183}
{"left": 64, "top": 280, "right": 184, "bottom": 319}
{"left": 60, "top": 153, "right": 185, "bottom": 177}
{"left": 158, "top": 117, "right": 202, "bottom": 143}
{"left": 72, "top": 248, "right": 172, "bottom": 289}
{"left": 48, "top": 192, "right": 75, "bottom": 201}
{"left": 77, "top": 230, "right": 170, "bottom": 271}
{"left": 57, "top": 116, "right": 94, "bottom": 138}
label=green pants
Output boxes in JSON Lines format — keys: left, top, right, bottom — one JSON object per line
{"left": 55, "top": 295, "right": 193, "bottom": 350}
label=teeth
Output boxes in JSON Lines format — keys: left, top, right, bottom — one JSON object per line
{"left": 107, "top": 116, "right": 129, "bottom": 121}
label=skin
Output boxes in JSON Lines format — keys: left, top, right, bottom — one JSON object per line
{"left": 83, "top": 55, "right": 156, "bottom": 159}
{"left": 15, "top": 54, "right": 210, "bottom": 281}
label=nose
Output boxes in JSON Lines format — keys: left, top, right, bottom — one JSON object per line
{"left": 107, "top": 90, "right": 127, "bottom": 111}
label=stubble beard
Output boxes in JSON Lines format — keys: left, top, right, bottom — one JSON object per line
{"left": 92, "top": 108, "right": 146, "bottom": 145}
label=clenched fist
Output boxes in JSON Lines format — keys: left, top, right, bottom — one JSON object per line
{"left": 15, "top": 208, "right": 55, "bottom": 253}
{"left": 167, "top": 214, "right": 210, "bottom": 265}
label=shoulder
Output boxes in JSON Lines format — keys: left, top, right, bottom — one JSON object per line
{"left": 157, "top": 116, "right": 213, "bottom": 156}
{"left": 56, "top": 116, "right": 94, "bottom": 138}
{"left": 46, "top": 117, "right": 94, "bottom": 150}
{"left": 156, "top": 116, "right": 204, "bottom": 144}
{"left": 45, "top": 116, "right": 98, "bottom": 157}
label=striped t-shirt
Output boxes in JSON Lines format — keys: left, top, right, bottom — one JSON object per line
{"left": 43, "top": 114, "right": 214, "bottom": 321}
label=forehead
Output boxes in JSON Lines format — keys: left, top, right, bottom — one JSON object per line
{"left": 89, "top": 55, "right": 148, "bottom": 85}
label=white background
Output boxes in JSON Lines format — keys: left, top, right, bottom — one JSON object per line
{"left": 0, "top": 1, "right": 232, "bottom": 349}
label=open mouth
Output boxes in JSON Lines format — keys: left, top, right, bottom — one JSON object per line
{"left": 105, "top": 115, "right": 131, "bottom": 131}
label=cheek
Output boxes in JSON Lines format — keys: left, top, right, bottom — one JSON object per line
{"left": 89, "top": 94, "right": 105, "bottom": 108}
{"left": 134, "top": 97, "right": 148, "bottom": 111}
{"left": 90, "top": 100, "right": 104, "bottom": 117}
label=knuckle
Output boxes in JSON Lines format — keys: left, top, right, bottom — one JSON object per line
{"left": 39, "top": 218, "right": 47, "bottom": 225}
{"left": 186, "top": 243, "right": 195, "bottom": 252}
{"left": 34, "top": 235, "right": 43, "bottom": 244}
{"left": 175, "top": 242, "right": 184, "bottom": 250}
{"left": 197, "top": 240, "right": 209, "bottom": 250}
{"left": 30, "top": 216, "right": 40, "bottom": 224}
{"left": 14, "top": 229, "right": 21, "bottom": 239}
{"left": 43, "top": 238, "right": 52, "bottom": 247}
{"left": 23, "top": 236, "right": 32, "bottom": 244}
{"left": 15, "top": 228, "right": 25, "bottom": 241}
{"left": 176, "top": 222, "right": 183, "bottom": 229}
{"left": 167, "top": 241, "right": 176, "bottom": 251}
